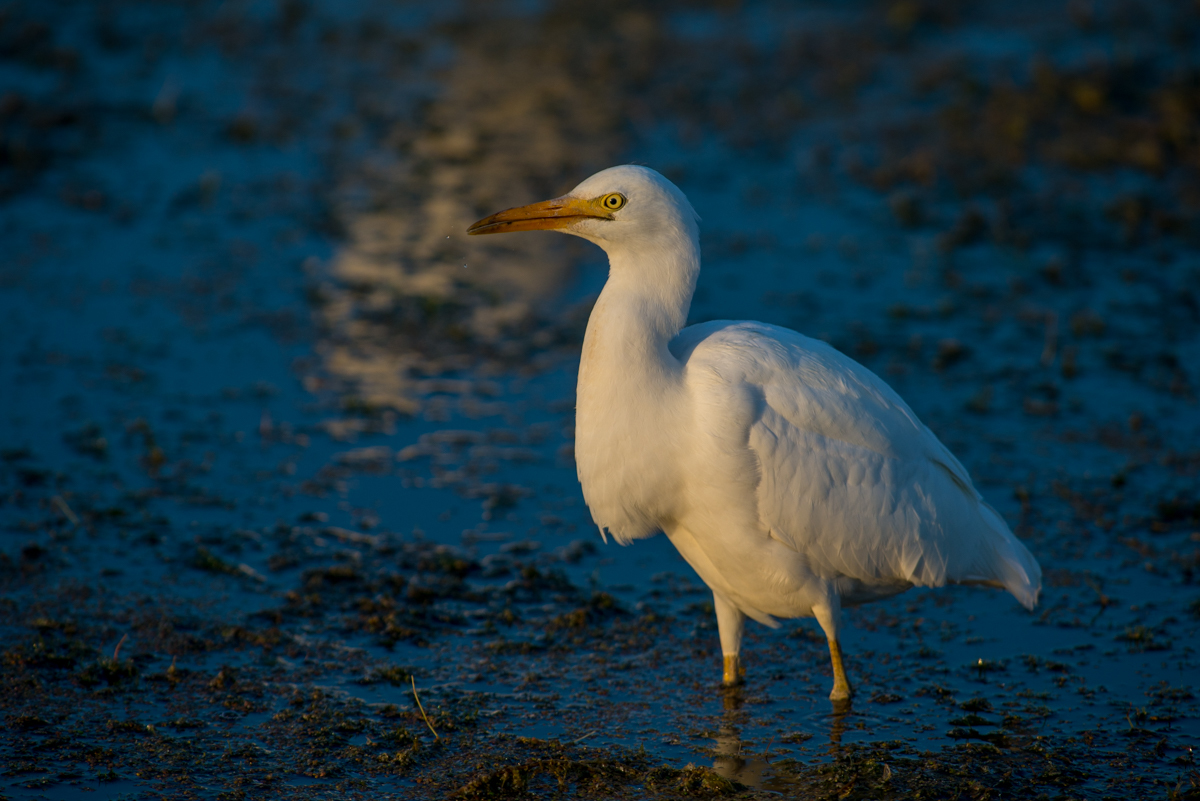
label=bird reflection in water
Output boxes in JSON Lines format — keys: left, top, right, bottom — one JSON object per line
{"left": 710, "top": 688, "right": 771, "bottom": 789}
{"left": 708, "top": 689, "right": 851, "bottom": 791}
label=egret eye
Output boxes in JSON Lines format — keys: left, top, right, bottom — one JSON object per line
{"left": 601, "top": 193, "right": 626, "bottom": 211}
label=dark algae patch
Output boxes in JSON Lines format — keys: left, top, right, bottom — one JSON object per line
{"left": 2, "top": 0, "right": 1200, "bottom": 798}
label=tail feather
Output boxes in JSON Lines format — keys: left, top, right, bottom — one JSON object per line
{"left": 977, "top": 501, "right": 1042, "bottom": 610}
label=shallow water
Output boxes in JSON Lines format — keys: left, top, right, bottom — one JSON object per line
{"left": 2, "top": 0, "right": 1198, "bottom": 798}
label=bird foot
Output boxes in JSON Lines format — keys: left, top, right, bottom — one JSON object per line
{"left": 826, "top": 637, "right": 853, "bottom": 703}
{"left": 722, "top": 654, "right": 744, "bottom": 687}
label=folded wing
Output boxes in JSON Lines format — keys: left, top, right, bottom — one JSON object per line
{"left": 676, "top": 320, "right": 1041, "bottom": 609}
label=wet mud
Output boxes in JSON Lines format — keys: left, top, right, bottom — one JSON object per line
{"left": 2, "top": 0, "right": 1199, "bottom": 798}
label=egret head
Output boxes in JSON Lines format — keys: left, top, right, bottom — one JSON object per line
{"left": 467, "top": 165, "right": 699, "bottom": 253}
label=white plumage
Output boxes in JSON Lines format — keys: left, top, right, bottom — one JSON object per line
{"left": 469, "top": 165, "right": 1041, "bottom": 701}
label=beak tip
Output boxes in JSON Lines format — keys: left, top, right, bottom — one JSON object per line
{"left": 465, "top": 196, "right": 593, "bottom": 237}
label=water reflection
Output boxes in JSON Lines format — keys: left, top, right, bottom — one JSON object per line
{"left": 313, "top": 5, "right": 660, "bottom": 414}
{"left": 710, "top": 688, "right": 773, "bottom": 787}
{"left": 710, "top": 689, "right": 853, "bottom": 790}
{"left": 829, "top": 697, "right": 852, "bottom": 741}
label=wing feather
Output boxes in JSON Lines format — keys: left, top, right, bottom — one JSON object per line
{"left": 675, "top": 320, "right": 1041, "bottom": 608}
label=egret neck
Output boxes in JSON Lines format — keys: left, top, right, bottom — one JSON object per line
{"left": 584, "top": 228, "right": 700, "bottom": 379}
{"left": 574, "top": 225, "right": 701, "bottom": 545}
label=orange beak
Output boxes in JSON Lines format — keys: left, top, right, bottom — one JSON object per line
{"left": 467, "top": 195, "right": 610, "bottom": 236}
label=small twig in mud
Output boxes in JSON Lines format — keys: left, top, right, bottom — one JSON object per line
{"left": 236, "top": 563, "right": 267, "bottom": 583}
{"left": 52, "top": 495, "right": 80, "bottom": 526}
{"left": 1038, "top": 594, "right": 1069, "bottom": 623}
{"left": 571, "top": 730, "right": 598, "bottom": 745}
{"left": 112, "top": 633, "right": 128, "bottom": 661}
{"left": 1085, "top": 576, "right": 1115, "bottom": 626}
{"left": 411, "top": 676, "right": 439, "bottom": 741}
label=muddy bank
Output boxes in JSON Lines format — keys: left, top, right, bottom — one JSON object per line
{"left": 2, "top": 0, "right": 1199, "bottom": 798}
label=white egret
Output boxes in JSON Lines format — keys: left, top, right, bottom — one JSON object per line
{"left": 468, "top": 165, "right": 1041, "bottom": 701}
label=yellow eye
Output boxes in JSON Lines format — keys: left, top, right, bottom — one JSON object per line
{"left": 601, "top": 193, "right": 626, "bottom": 211}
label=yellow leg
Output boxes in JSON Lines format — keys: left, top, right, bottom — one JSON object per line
{"left": 722, "top": 654, "right": 743, "bottom": 686}
{"left": 827, "top": 638, "right": 853, "bottom": 701}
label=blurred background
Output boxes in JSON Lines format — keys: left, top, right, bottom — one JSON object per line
{"left": 1, "top": 1, "right": 1198, "bottom": 798}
